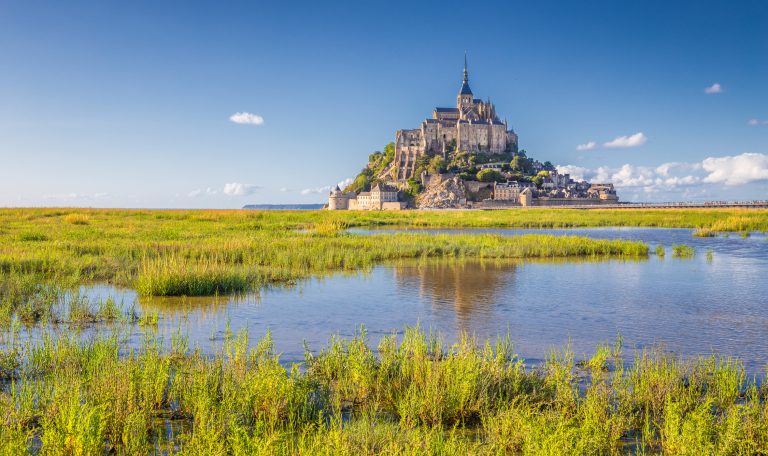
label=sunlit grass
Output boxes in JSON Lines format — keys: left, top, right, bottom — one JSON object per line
{"left": 0, "top": 327, "right": 766, "bottom": 454}
{"left": 0, "top": 208, "right": 655, "bottom": 299}
{"left": 672, "top": 244, "right": 695, "bottom": 258}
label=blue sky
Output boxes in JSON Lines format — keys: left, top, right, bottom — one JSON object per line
{"left": 1, "top": 0, "right": 766, "bottom": 207}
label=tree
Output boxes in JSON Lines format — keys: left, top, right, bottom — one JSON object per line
{"left": 383, "top": 142, "right": 395, "bottom": 159}
{"left": 404, "top": 178, "right": 422, "bottom": 198}
{"left": 543, "top": 161, "right": 554, "bottom": 171}
{"left": 476, "top": 169, "right": 505, "bottom": 183}
{"left": 428, "top": 156, "right": 447, "bottom": 174}
{"left": 510, "top": 155, "right": 532, "bottom": 174}
{"left": 346, "top": 173, "right": 371, "bottom": 193}
{"left": 412, "top": 154, "right": 433, "bottom": 178}
{"left": 531, "top": 175, "right": 544, "bottom": 188}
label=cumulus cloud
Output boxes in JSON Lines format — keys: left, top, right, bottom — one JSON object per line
{"left": 701, "top": 153, "right": 768, "bottom": 186}
{"left": 704, "top": 83, "right": 723, "bottom": 94}
{"left": 223, "top": 182, "right": 261, "bottom": 196}
{"left": 229, "top": 112, "right": 264, "bottom": 125}
{"left": 555, "top": 165, "right": 593, "bottom": 181}
{"left": 603, "top": 132, "right": 647, "bottom": 149}
{"left": 576, "top": 141, "right": 597, "bottom": 151}
{"left": 301, "top": 177, "right": 354, "bottom": 195}
{"left": 557, "top": 152, "right": 768, "bottom": 195}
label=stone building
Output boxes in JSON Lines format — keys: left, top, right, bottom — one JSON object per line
{"left": 328, "top": 183, "right": 406, "bottom": 211}
{"left": 394, "top": 55, "right": 519, "bottom": 181}
{"left": 493, "top": 182, "right": 522, "bottom": 202}
{"left": 586, "top": 184, "right": 619, "bottom": 202}
{"left": 327, "top": 186, "right": 357, "bottom": 210}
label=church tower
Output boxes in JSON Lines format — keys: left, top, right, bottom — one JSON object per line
{"left": 457, "top": 53, "right": 473, "bottom": 109}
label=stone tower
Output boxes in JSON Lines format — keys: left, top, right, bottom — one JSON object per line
{"left": 457, "top": 52, "right": 473, "bottom": 109}
{"left": 327, "top": 185, "right": 349, "bottom": 210}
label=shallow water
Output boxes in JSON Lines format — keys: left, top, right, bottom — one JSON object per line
{"left": 20, "top": 228, "right": 768, "bottom": 372}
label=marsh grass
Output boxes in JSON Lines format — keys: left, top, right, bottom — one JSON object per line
{"left": 655, "top": 245, "right": 665, "bottom": 257}
{"left": 0, "top": 207, "right": 762, "bottom": 286}
{"left": 18, "top": 232, "right": 48, "bottom": 242}
{"left": 693, "top": 227, "right": 716, "bottom": 237}
{"left": 135, "top": 256, "right": 252, "bottom": 296}
{"left": 62, "top": 213, "right": 90, "bottom": 225}
{"left": 0, "top": 207, "right": 651, "bottom": 300}
{"left": 671, "top": 244, "right": 695, "bottom": 258}
{"left": 1, "top": 327, "right": 767, "bottom": 454}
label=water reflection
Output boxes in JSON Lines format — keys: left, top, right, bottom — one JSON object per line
{"left": 12, "top": 228, "right": 768, "bottom": 372}
{"left": 393, "top": 259, "right": 516, "bottom": 331}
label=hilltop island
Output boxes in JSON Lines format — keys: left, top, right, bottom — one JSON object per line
{"left": 328, "top": 56, "right": 618, "bottom": 210}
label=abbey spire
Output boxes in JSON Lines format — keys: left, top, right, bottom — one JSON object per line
{"left": 458, "top": 52, "right": 473, "bottom": 108}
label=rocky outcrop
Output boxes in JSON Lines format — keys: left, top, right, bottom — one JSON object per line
{"left": 416, "top": 175, "right": 468, "bottom": 209}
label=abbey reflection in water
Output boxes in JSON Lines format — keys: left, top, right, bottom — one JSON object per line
{"left": 393, "top": 260, "right": 517, "bottom": 330}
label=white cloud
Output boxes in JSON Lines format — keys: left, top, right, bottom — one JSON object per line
{"left": 748, "top": 119, "right": 768, "bottom": 126}
{"left": 555, "top": 165, "right": 592, "bottom": 181}
{"left": 301, "top": 177, "right": 354, "bottom": 195}
{"left": 603, "top": 132, "right": 647, "bottom": 149}
{"left": 229, "top": 112, "right": 264, "bottom": 125}
{"left": 223, "top": 182, "right": 261, "bottom": 196}
{"left": 557, "top": 152, "right": 768, "bottom": 195}
{"left": 701, "top": 153, "right": 768, "bottom": 186}
{"left": 576, "top": 141, "right": 597, "bottom": 151}
{"left": 704, "top": 83, "right": 723, "bottom": 94}
{"left": 279, "top": 187, "right": 292, "bottom": 192}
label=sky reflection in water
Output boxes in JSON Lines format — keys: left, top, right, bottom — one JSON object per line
{"left": 63, "top": 228, "right": 768, "bottom": 372}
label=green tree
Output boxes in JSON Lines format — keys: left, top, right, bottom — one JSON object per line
{"left": 476, "top": 169, "right": 505, "bottom": 183}
{"left": 383, "top": 142, "right": 395, "bottom": 158}
{"left": 428, "top": 156, "right": 447, "bottom": 174}
{"left": 346, "top": 173, "right": 371, "bottom": 193}
{"left": 510, "top": 155, "right": 532, "bottom": 174}
{"left": 531, "top": 175, "right": 544, "bottom": 188}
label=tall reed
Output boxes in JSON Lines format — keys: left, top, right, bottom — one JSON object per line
{"left": 1, "top": 327, "right": 766, "bottom": 454}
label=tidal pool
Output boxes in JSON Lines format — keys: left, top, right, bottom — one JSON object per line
{"left": 35, "top": 228, "right": 768, "bottom": 371}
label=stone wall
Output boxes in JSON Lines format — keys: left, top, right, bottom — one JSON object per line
{"left": 532, "top": 198, "right": 607, "bottom": 206}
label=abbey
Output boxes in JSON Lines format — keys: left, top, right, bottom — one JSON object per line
{"left": 394, "top": 56, "right": 519, "bottom": 180}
